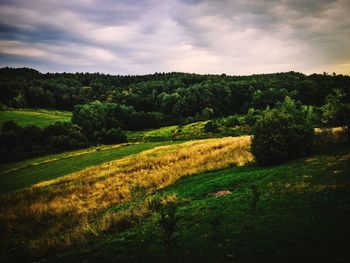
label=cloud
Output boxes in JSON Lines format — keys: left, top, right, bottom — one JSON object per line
{"left": 0, "top": 0, "right": 349, "bottom": 74}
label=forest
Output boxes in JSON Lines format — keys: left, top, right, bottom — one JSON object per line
{"left": 0, "top": 67, "right": 349, "bottom": 162}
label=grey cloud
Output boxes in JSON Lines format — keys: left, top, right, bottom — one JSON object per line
{"left": 0, "top": 0, "right": 349, "bottom": 74}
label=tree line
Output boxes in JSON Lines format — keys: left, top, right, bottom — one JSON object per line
{"left": 0, "top": 67, "right": 349, "bottom": 163}
{"left": 1, "top": 68, "right": 349, "bottom": 126}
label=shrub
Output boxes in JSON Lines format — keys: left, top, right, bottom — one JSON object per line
{"left": 43, "top": 122, "right": 87, "bottom": 151}
{"left": 1, "top": 120, "right": 21, "bottom": 133}
{"left": 159, "top": 203, "right": 179, "bottom": 255}
{"left": 244, "top": 108, "right": 261, "bottom": 126}
{"left": 94, "top": 128, "right": 127, "bottom": 144}
{"left": 204, "top": 120, "right": 220, "bottom": 133}
{"left": 224, "top": 115, "right": 242, "bottom": 127}
{"left": 0, "top": 130, "right": 19, "bottom": 150}
{"left": 251, "top": 97, "right": 314, "bottom": 165}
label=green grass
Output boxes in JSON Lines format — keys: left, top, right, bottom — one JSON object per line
{"left": 0, "top": 108, "right": 71, "bottom": 128}
{"left": 49, "top": 142, "right": 350, "bottom": 263}
{"left": 127, "top": 121, "right": 210, "bottom": 141}
{"left": 0, "top": 141, "right": 183, "bottom": 194}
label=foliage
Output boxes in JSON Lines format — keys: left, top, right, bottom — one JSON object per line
{"left": 1, "top": 67, "right": 349, "bottom": 126}
{"left": 204, "top": 120, "right": 220, "bottom": 133}
{"left": 321, "top": 89, "right": 350, "bottom": 140}
{"left": 0, "top": 120, "right": 87, "bottom": 163}
{"left": 94, "top": 128, "right": 127, "bottom": 145}
{"left": 251, "top": 97, "right": 314, "bottom": 165}
{"left": 72, "top": 100, "right": 115, "bottom": 140}
{"left": 159, "top": 203, "right": 179, "bottom": 255}
{"left": 43, "top": 122, "right": 87, "bottom": 151}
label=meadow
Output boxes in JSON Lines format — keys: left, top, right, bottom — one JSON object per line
{"left": 0, "top": 136, "right": 252, "bottom": 260}
{"left": 0, "top": 141, "right": 184, "bottom": 194}
{"left": 126, "top": 121, "right": 211, "bottom": 141}
{"left": 0, "top": 108, "right": 71, "bottom": 128}
{"left": 0, "top": 129, "right": 349, "bottom": 262}
{"left": 48, "top": 141, "right": 349, "bottom": 263}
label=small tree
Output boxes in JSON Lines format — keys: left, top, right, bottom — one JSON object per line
{"left": 321, "top": 89, "right": 350, "bottom": 140}
{"left": 251, "top": 97, "right": 314, "bottom": 166}
{"left": 204, "top": 120, "right": 220, "bottom": 133}
{"left": 159, "top": 203, "right": 179, "bottom": 259}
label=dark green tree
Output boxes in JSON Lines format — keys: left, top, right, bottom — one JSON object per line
{"left": 321, "top": 89, "right": 350, "bottom": 140}
{"left": 251, "top": 97, "right": 314, "bottom": 165}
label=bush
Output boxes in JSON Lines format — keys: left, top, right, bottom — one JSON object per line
{"left": 224, "top": 115, "right": 242, "bottom": 127}
{"left": 204, "top": 121, "right": 220, "bottom": 133}
{"left": 1, "top": 120, "right": 21, "bottom": 133}
{"left": 43, "top": 122, "right": 87, "bottom": 151}
{"left": 94, "top": 128, "right": 127, "bottom": 144}
{"left": 244, "top": 108, "right": 261, "bottom": 126}
{"left": 251, "top": 97, "right": 314, "bottom": 165}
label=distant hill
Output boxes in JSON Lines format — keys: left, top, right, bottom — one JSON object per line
{"left": 1, "top": 67, "right": 349, "bottom": 118}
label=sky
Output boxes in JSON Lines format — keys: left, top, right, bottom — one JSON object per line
{"left": 0, "top": 0, "right": 349, "bottom": 75}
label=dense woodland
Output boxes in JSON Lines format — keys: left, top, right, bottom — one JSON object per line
{"left": 0, "top": 67, "right": 349, "bottom": 163}
{"left": 1, "top": 67, "right": 349, "bottom": 119}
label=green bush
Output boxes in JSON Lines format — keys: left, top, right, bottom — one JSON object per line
{"left": 94, "top": 128, "right": 127, "bottom": 145}
{"left": 251, "top": 97, "right": 314, "bottom": 165}
{"left": 204, "top": 121, "right": 220, "bottom": 133}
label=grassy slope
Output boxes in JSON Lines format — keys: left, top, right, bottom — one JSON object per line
{"left": 0, "top": 136, "right": 252, "bottom": 261}
{"left": 127, "top": 121, "right": 210, "bottom": 141}
{"left": 0, "top": 108, "right": 71, "bottom": 128}
{"left": 51, "top": 142, "right": 350, "bottom": 263}
{"left": 0, "top": 141, "right": 182, "bottom": 194}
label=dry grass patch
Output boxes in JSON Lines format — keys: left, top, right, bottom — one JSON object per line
{"left": 314, "top": 127, "right": 346, "bottom": 143}
{"left": 0, "top": 136, "right": 252, "bottom": 258}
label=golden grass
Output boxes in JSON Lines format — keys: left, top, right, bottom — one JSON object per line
{"left": 0, "top": 136, "right": 252, "bottom": 258}
{"left": 314, "top": 126, "right": 347, "bottom": 144}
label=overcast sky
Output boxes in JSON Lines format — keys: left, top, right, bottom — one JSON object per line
{"left": 0, "top": 0, "right": 349, "bottom": 75}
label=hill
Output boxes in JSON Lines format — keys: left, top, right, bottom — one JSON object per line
{"left": 0, "top": 136, "right": 252, "bottom": 260}
{"left": 127, "top": 121, "right": 209, "bottom": 141}
{"left": 1, "top": 68, "right": 349, "bottom": 129}
{"left": 0, "top": 108, "right": 71, "bottom": 128}
{"left": 0, "top": 132, "right": 349, "bottom": 262}
{"left": 0, "top": 141, "right": 183, "bottom": 194}
{"left": 50, "top": 141, "right": 350, "bottom": 263}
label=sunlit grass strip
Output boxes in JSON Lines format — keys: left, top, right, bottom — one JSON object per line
{"left": 0, "top": 108, "right": 71, "bottom": 128}
{"left": 0, "top": 141, "right": 184, "bottom": 195}
{"left": 0, "top": 136, "right": 252, "bottom": 257}
{"left": 0, "top": 143, "right": 132, "bottom": 175}
{"left": 126, "top": 121, "right": 208, "bottom": 140}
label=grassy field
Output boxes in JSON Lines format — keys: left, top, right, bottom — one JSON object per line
{"left": 0, "top": 108, "right": 71, "bottom": 128}
{"left": 126, "top": 121, "right": 211, "bottom": 141}
{"left": 1, "top": 133, "right": 349, "bottom": 262}
{"left": 0, "top": 136, "right": 252, "bottom": 260}
{"left": 0, "top": 141, "right": 184, "bottom": 195}
{"left": 49, "top": 141, "right": 350, "bottom": 263}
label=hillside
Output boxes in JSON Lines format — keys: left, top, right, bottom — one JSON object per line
{"left": 0, "top": 108, "right": 71, "bottom": 128}
{"left": 0, "top": 136, "right": 252, "bottom": 260}
{"left": 126, "top": 121, "right": 209, "bottom": 141}
{"left": 0, "top": 141, "right": 184, "bottom": 194}
{"left": 1, "top": 68, "right": 349, "bottom": 124}
{"left": 49, "top": 142, "right": 350, "bottom": 262}
{"left": 1, "top": 0, "right": 350, "bottom": 262}
{"left": 1, "top": 138, "right": 348, "bottom": 262}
